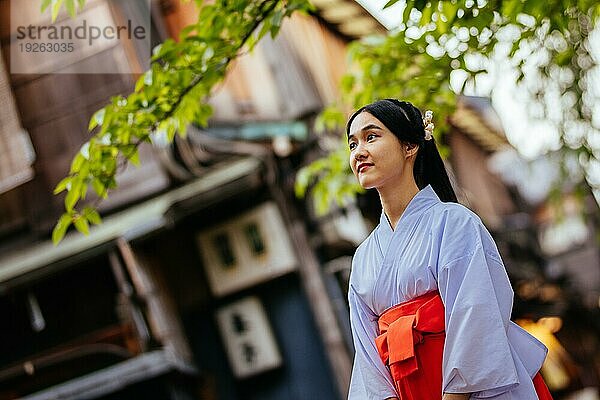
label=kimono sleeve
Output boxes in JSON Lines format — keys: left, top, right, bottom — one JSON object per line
{"left": 347, "top": 284, "right": 397, "bottom": 400}
{"left": 437, "top": 213, "right": 520, "bottom": 397}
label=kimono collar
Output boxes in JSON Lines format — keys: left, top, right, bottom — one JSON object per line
{"left": 379, "top": 184, "right": 440, "bottom": 233}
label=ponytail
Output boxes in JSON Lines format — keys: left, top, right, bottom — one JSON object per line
{"left": 414, "top": 139, "right": 458, "bottom": 203}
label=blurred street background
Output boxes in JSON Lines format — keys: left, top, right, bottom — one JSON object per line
{"left": 0, "top": 0, "right": 599, "bottom": 399}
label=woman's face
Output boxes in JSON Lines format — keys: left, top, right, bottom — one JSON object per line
{"left": 348, "top": 111, "right": 414, "bottom": 190}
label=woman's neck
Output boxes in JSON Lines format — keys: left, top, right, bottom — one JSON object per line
{"left": 377, "top": 176, "right": 420, "bottom": 232}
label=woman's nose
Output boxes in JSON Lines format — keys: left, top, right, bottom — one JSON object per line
{"left": 354, "top": 143, "right": 368, "bottom": 159}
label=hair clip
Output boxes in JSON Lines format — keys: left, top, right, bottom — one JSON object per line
{"left": 423, "top": 110, "right": 434, "bottom": 141}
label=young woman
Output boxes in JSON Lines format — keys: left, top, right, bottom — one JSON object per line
{"left": 345, "top": 99, "right": 553, "bottom": 400}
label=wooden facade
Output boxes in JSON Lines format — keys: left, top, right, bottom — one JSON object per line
{"left": 0, "top": 41, "right": 35, "bottom": 195}
{"left": 161, "top": 1, "right": 351, "bottom": 123}
{"left": 0, "top": 0, "right": 169, "bottom": 241}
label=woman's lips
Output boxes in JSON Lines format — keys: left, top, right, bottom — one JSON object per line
{"left": 358, "top": 164, "right": 373, "bottom": 173}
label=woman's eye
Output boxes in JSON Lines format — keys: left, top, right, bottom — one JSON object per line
{"left": 349, "top": 142, "right": 356, "bottom": 150}
{"left": 367, "top": 133, "right": 376, "bottom": 141}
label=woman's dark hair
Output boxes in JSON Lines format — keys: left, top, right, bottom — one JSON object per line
{"left": 346, "top": 98, "right": 458, "bottom": 203}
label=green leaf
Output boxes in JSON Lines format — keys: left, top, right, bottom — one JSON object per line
{"left": 64, "top": 178, "right": 82, "bottom": 211}
{"left": 89, "top": 108, "right": 105, "bottom": 131}
{"left": 255, "top": 20, "right": 272, "bottom": 46}
{"left": 384, "top": 0, "right": 401, "bottom": 9}
{"left": 80, "top": 142, "right": 90, "bottom": 159}
{"left": 51, "top": 0, "right": 64, "bottom": 22}
{"left": 69, "top": 153, "right": 85, "bottom": 173}
{"left": 270, "top": 24, "right": 282, "bottom": 39}
{"left": 502, "top": 0, "right": 523, "bottom": 19}
{"left": 179, "top": 24, "right": 197, "bottom": 38}
{"left": 83, "top": 206, "right": 102, "bottom": 225}
{"left": 403, "top": 1, "right": 413, "bottom": 22}
{"left": 80, "top": 181, "right": 88, "bottom": 200}
{"left": 52, "top": 0, "right": 303, "bottom": 239}
{"left": 64, "top": 189, "right": 79, "bottom": 212}
{"left": 272, "top": 9, "right": 283, "bottom": 28}
{"left": 73, "top": 215, "right": 90, "bottom": 235}
{"left": 69, "top": 152, "right": 86, "bottom": 174}
{"left": 92, "top": 178, "right": 107, "bottom": 198}
{"left": 41, "top": 0, "right": 52, "bottom": 12}
{"left": 135, "top": 75, "right": 146, "bottom": 92}
{"left": 52, "top": 213, "right": 72, "bottom": 245}
{"left": 127, "top": 147, "right": 140, "bottom": 167}
{"left": 294, "top": 167, "right": 311, "bottom": 198}
{"left": 555, "top": 49, "right": 573, "bottom": 66}
{"left": 420, "top": 2, "right": 434, "bottom": 26}
{"left": 65, "top": 0, "right": 75, "bottom": 17}
{"left": 53, "top": 176, "right": 72, "bottom": 195}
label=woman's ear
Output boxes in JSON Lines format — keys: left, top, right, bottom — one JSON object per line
{"left": 405, "top": 143, "right": 419, "bottom": 158}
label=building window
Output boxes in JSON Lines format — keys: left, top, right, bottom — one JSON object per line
{"left": 213, "top": 233, "right": 236, "bottom": 268}
{"left": 244, "top": 222, "right": 265, "bottom": 255}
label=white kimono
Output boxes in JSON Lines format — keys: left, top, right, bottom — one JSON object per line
{"left": 348, "top": 184, "right": 548, "bottom": 400}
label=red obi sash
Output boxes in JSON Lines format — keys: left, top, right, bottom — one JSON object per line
{"left": 375, "top": 290, "right": 445, "bottom": 399}
{"left": 374, "top": 290, "right": 553, "bottom": 400}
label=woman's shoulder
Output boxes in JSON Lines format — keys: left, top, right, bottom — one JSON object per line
{"left": 430, "top": 200, "right": 484, "bottom": 229}
{"left": 430, "top": 201, "right": 502, "bottom": 264}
